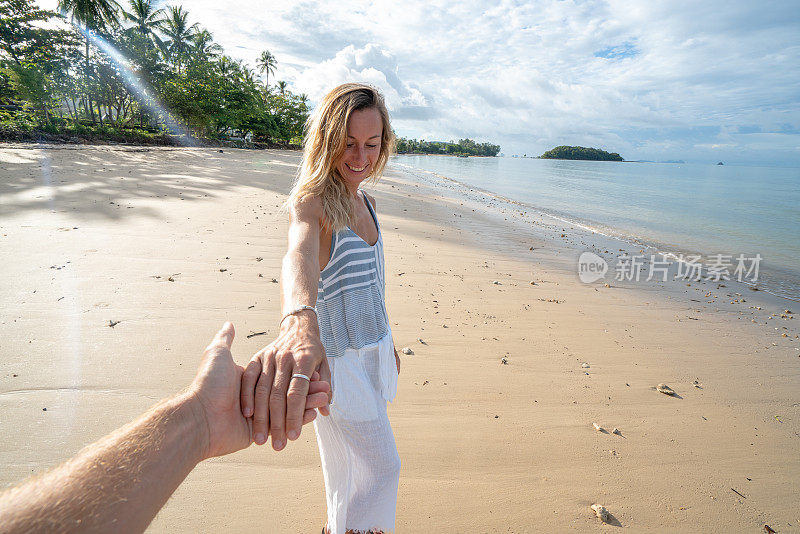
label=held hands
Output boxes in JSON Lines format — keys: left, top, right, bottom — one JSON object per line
{"left": 186, "top": 322, "right": 330, "bottom": 460}
{"left": 241, "top": 312, "right": 332, "bottom": 451}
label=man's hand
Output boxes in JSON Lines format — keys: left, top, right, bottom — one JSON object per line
{"left": 0, "top": 322, "right": 332, "bottom": 533}
{"left": 189, "top": 322, "right": 330, "bottom": 459}
{"left": 240, "top": 312, "right": 332, "bottom": 451}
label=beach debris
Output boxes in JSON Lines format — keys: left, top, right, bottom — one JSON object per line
{"left": 247, "top": 305, "right": 255, "bottom": 309}
{"left": 246, "top": 331, "right": 267, "bottom": 339}
{"left": 422, "top": 380, "right": 429, "bottom": 386}
{"left": 730, "top": 488, "right": 746, "bottom": 499}
{"left": 500, "top": 356, "right": 508, "bottom": 365}
{"left": 417, "top": 338, "right": 427, "bottom": 344}
{"left": 591, "top": 504, "right": 610, "bottom": 523}
{"left": 219, "top": 268, "right": 227, "bottom": 272}
{"left": 612, "top": 427, "right": 621, "bottom": 435}
{"left": 529, "top": 246, "right": 534, "bottom": 250}
{"left": 492, "top": 280, "right": 501, "bottom": 285}
{"left": 765, "top": 524, "right": 776, "bottom": 533}
{"left": 108, "top": 320, "right": 120, "bottom": 328}
{"left": 604, "top": 283, "right": 610, "bottom": 287}
{"left": 656, "top": 383, "right": 675, "bottom": 396}
{"left": 593, "top": 422, "right": 604, "bottom": 432}
{"left": 693, "top": 380, "right": 702, "bottom": 388}
{"left": 581, "top": 362, "right": 590, "bottom": 368}
{"left": 256, "top": 257, "right": 263, "bottom": 262}
{"left": 42, "top": 408, "right": 47, "bottom": 411}
{"left": 258, "top": 273, "right": 263, "bottom": 277}
{"left": 786, "top": 310, "right": 793, "bottom": 314}
{"left": 401, "top": 347, "right": 414, "bottom": 355}
{"left": 271, "top": 278, "right": 278, "bottom": 283}
{"left": 218, "top": 149, "right": 223, "bottom": 153}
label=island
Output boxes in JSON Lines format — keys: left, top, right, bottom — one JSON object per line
{"left": 538, "top": 146, "right": 624, "bottom": 162}
{"left": 395, "top": 137, "right": 501, "bottom": 157}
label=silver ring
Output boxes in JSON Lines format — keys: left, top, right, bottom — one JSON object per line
{"left": 291, "top": 373, "right": 310, "bottom": 382}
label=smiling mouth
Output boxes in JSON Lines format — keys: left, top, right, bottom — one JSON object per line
{"left": 346, "top": 163, "right": 368, "bottom": 173}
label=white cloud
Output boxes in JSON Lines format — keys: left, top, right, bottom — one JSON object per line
{"left": 37, "top": 0, "right": 800, "bottom": 164}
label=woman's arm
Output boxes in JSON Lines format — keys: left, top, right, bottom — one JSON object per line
{"left": 241, "top": 196, "right": 331, "bottom": 451}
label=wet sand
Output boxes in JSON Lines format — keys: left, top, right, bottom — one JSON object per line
{"left": 0, "top": 145, "right": 798, "bottom": 531}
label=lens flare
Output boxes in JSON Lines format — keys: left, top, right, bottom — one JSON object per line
{"left": 69, "top": 23, "right": 196, "bottom": 146}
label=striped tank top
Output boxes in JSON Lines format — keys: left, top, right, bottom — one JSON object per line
{"left": 317, "top": 190, "right": 389, "bottom": 359}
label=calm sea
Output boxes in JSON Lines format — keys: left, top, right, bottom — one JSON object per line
{"left": 393, "top": 155, "right": 800, "bottom": 301}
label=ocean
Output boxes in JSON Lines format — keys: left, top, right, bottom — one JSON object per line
{"left": 393, "top": 155, "right": 800, "bottom": 301}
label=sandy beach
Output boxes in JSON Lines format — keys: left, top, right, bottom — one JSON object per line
{"left": 1, "top": 145, "right": 798, "bottom": 532}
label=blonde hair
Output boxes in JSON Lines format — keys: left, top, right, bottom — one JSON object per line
{"left": 287, "top": 83, "right": 395, "bottom": 231}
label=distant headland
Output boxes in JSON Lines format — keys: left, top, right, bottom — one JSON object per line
{"left": 395, "top": 137, "right": 501, "bottom": 157}
{"left": 538, "top": 146, "right": 624, "bottom": 162}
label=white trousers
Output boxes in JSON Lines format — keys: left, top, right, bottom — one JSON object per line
{"left": 314, "top": 333, "right": 400, "bottom": 534}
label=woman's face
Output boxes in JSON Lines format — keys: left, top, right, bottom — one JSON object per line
{"left": 336, "top": 107, "right": 383, "bottom": 190}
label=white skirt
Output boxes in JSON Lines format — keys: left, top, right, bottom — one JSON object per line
{"left": 314, "top": 331, "right": 400, "bottom": 534}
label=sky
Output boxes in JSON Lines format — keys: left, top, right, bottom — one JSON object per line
{"left": 39, "top": 0, "right": 800, "bottom": 165}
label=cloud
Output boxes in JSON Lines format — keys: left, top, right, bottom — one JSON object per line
{"left": 36, "top": 0, "right": 800, "bottom": 164}
{"left": 293, "top": 43, "right": 433, "bottom": 118}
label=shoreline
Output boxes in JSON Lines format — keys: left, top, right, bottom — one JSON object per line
{"left": 391, "top": 156, "right": 800, "bottom": 303}
{"left": 387, "top": 158, "right": 797, "bottom": 325}
{"left": 1, "top": 145, "right": 798, "bottom": 531}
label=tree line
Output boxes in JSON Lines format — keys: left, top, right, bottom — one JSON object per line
{"left": 395, "top": 137, "right": 500, "bottom": 157}
{"left": 0, "top": 0, "right": 308, "bottom": 144}
{"left": 538, "top": 145, "right": 623, "bottom": 161}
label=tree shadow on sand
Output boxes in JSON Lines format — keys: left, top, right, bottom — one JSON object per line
{"left": 0, "top": 144, "right": 550, "bottom": 257}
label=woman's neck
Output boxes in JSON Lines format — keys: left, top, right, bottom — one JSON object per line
{"left": 345, "top": 183, "right": 361, "bottom": 199}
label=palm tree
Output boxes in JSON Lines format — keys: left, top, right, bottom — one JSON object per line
{"left": 217, "top": 56, "right": 236, "bottom": 78}
{"left": 159, "top": 5, "right": 199, "bottom": 71}
{"left": 256, "top": 50, "right": 276, "bottom": 89}
{"left": 58, "top": 0, "right": 119, "bottom": 30}
{"left": 122, "top": 0, "right": 164, "bottom": 47}
{"left": 276, "top": 80, "right": 287, "bottom": 94}
{"left": 57, "top": 0, "right": 120, "bottom": 124}
{"left": 190, "top": 29, "right": 222, "bottom": 60}
{"left": 242, "top": 65, "right": 259, "bottom": 87}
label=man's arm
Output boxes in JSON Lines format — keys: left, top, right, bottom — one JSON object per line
{"left": 0, "top": 323, "right": 330, "bottom": 534}
{"left": 0, "top": 393, "right": 206, "bottom": 534}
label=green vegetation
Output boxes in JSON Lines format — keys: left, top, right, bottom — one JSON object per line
{"left": 539, "top": 146, "right": 623, "bottom": 161}
{"left": 395, "top": 137, "right": 500, "bottom": 157}
{"left": 0, "top": 0, "right": 309, "bottom": 145}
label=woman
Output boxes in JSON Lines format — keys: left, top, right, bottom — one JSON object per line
{"left": 241, "top": 83, "right": 401, "bottom": 534}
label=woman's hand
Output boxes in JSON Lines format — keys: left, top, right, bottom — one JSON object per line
{"left": 240, "top": 311, "right": 331, "bottom": 451}
{"left": 394, "top": 346, "right": 401, "bottom": 375}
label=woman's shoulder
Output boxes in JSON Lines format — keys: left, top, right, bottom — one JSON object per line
{"left": 288, "top": 194, "right": 324, "bottom": 222}
{"left": 361, "top": 190, "right": 377, "bottom": 210}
